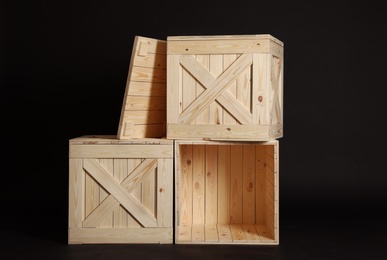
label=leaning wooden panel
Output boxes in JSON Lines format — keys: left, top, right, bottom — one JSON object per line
{"left": 167, "top": 34, "right": 284, "bottom": 141}
{"left": 68, "top": 136, "right": 174, "bottom": 244}
{"left": 117, "top": 36, "right": 167, "bottom": 139}
{"left": 174, "top": 139, "right": 279, "bottom": 245}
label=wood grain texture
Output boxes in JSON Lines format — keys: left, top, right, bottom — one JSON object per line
{"left": 68, "top": 136, "right": 174, "bottom": 244}
{"left": 167, "top": 34, "right": 284, "bottom": 141}
{"left": 118, "top": 36, "right": 167, "bottom": 139}
{"left": 174, "top": 140, "right": 279, "bottom": 245}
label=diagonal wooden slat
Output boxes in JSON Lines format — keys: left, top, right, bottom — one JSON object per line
{"left": 180, "top": 56, "right": 252, "bottom": 125}
{"left": 179, "top": 54, "right": 253, "bottom": 124}
{"left": 83, "top": 159, "right": 157, "bottom": 227}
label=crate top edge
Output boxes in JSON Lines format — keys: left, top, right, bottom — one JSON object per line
{"left": 167, "top": 34, "right": 283, "bottom": 46}
{"left": 174, "top": 139, "right": 279, "bottom": 145}
{"left": 134, "top": 35, "right": 166, "bottom": 43}
{"left": 69, "top": 135, "right": 173, "bottom": 145}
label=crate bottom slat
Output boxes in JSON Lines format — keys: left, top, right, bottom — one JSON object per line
{"left": 176, "top": 224, "right": 278, "bottom": 245}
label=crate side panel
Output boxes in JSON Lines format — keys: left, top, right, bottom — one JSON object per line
{"left": 118, "top": 36, "right": 167, "bottom": 139}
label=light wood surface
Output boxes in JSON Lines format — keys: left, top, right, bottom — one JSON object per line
{"left": 68, "top": 136, "right": 173, "bottom": 244}
{"left": 117, "top": 36, "right": 167, "bottom": 139}
{"left": 167, "top": 34, "right": 284, "bottom": 141}
{"left": 174, "top": 140, "right": 279, "bottom": 244}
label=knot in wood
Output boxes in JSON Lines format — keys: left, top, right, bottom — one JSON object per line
{"left": 258, "top": 96, "right": 263, "bottom": 102}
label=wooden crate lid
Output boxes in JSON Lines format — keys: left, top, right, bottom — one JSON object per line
{"left": 117, "top": 36, "right": 167, "bottom": 139}
{"left": 167, "top": 34, "right": 283, "bottom": 55}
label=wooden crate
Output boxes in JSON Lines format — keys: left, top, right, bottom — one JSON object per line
{"left": 167, "top": 34, "right": 284, "bottom": 141}
{"left": 68, "top": 135, "right": 173, "bottom": 244}
{"left": 174, "top": 140, "right": 279, "bottom": 244}
{"left": 117, "top": 36, "right": 167, "bottom": 139}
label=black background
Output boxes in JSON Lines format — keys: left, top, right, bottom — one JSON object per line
{"left": 1, "top": 1, "right": 387, "bottom": 259}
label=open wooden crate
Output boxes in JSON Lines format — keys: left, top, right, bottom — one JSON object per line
{"left": 174, "top": 140, "right": 279, "bottom": 244}
{"left": 167, "top": 34, "right": 284, "bottom": 141}
{"left": 68, "top": 135, "right": 173, "bottom": 244}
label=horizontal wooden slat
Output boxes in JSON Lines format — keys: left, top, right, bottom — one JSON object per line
{"left": 68, "top": 227, "right": 172, "bottom": 244}
{"left": 132, "top": 52, "right": 166, "bottom": 69}
{"left": 167, "top": 34, "right": 283, "bottom": 46}
{"left": 168, "top": 39, "right": 271, "bottom": 55}
{"left": 168, "top": 124, "right": 283, "bottom": 140}
{"left": 123, "top": 123, "right": 165, "bottom": 139}
{"left": 134, "top": 36, "right": 166, "bottom": 54}
{"left": 131, "top": 66, "right": 166, "bottom": 83}
{"left": 126, "top": 81, "right": 166, "bottom": 97}
{"left": 125, "top": 96, "right": 166, "bottom": 111}
{"left": 69, "top": 136, "right": 172, "bottom": 145}
{"left": 122, "top": 111, "right": 166, "bottom": 125}
{"left": 69, "top": 144, "right": 173, "bottom": 158}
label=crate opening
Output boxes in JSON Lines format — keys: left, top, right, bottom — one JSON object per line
{"left": 175, "top": 142, "right": 278, "bottom": 244}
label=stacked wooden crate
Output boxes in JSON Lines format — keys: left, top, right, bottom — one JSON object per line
{"left": 167, "top": 35, "right": 283, "bottom": 244}
{"left": 68, "top": 34, "right": 283, "bottom": 245}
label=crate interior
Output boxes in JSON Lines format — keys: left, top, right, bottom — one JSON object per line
{"left": 175, "top": 142, "right": 278, "bottom": 244}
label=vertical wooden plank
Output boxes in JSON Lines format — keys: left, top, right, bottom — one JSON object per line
{"left": 142, "top": 165, "right": 156, "bottom": 217}
{"left": 209, "top": 54, "right": 223, "bottom": 125}
{"left": 243, "top": 144, "right": 255, "bottom": 224}
{"left": 179, "top": 145, "right": 193, "bottom": 225}
{"left": 255, "top": 224, "right": 274, "bottom": 241}
{"left": 99, "top": 159, "right": 113, "bottom": 227}
{"left": 195, "top": 55, "right": 210, "bottom": 124}
{"left": 217, "top": 224, "right": 232, "bottom": 242}
{"left": 230, "top": 145, "right": 243, "bottom": 224}
{"left": 205, "top": 224, "right": 219, "bottom": 242}
{"left": 69, "top": 159, "right": 84, "bottom": 228}
{"left": 242, "top": 224, "right": 260, "bottom": 242}
{"left": 85, "top": 161, "right": 100, "bottom": 218}
{"left": 157, "top": 158, "right": 173, "bottom": 228}
{"left": 192, "top": 145, "right": 205, "bottom": 224}
{"left": 167, "top": 55, "right": 180, "bottom": 123}
{"left": 127, "top": 158, "right": 142, "bottom": 227}
{"left": 223, "top": 54, "right": 237, "bottom": 125}
{"left": 205, "top": 145, "right": 218, "bottom": 224}
{"left": 177, "top": 225, "right": 192, "bottom": 243}
{"left": 113, "top": 159, "right": 128, "bottom": 227}
{"left": 217, "top": 145, "right": 230, "bottom": 224}
{"left": 236, "top": 57, "right": 251, "bottom": 113}
{"left": 182, "top": 55, "right": 197, "bottom": 116}
{"left": 253, "top": 54, "right": 270, "bottom": 125}
{"left": 255, "top": 145, "right": 266, "bottom": 224}
{"left": 270, "top": 55, "right": 281, "bottom": 124}
{"left": 192, "top": 224, "right": 205, "bottom": 242}
{"left": 230, "top": 224, "right": 246, "bottom": 242}
{"left": 175, "top": 142, "right": 181, "bottom": 238}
